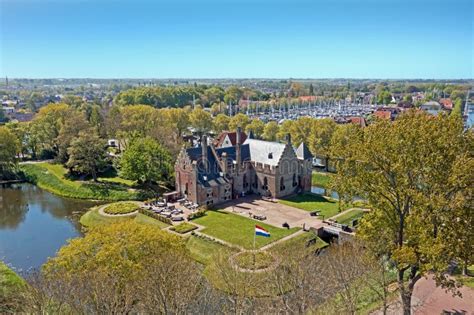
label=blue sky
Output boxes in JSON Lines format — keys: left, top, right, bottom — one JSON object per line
{"left": 0, "top": 0, "right": 472, "bottom": 78}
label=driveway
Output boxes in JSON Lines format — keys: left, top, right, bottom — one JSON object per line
{"left": 218, "top": 195, "right": 324, "bottom": 230}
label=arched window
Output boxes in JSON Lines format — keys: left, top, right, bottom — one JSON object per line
{"left": 280, "top": 176, "right": 285, "bottom": 191}
{"left": 254, "top": 174, "right": 258, "bottom": 189}
{"left": 293, "top": 174, "right": 297, "bottom": 187}
{"left": 185, "top": 183, "right": 189, "bottom": 195}
{"left": 263, "top": 177, "right": 268, "bottom": 190}
{"left": 243, "top": 174, "right": 248, "bottom": 188}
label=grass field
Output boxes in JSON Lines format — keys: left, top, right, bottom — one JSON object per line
{"left": 186, "top": 236, "right": 234, "bottom": 265}
{"left": 312, "top": 171, "right": 332, "bottom": 188}
{"left": 334, "top": 209, "right": 366, "bottom": 226}
{"left": 192, "top": 210, "right": 300, "bottom": 249}
{"left": 80, "top": 207, "right": 169, "bottom": 229}
{"left": 171, "top": 222, "right": 198, "bottom": 234}
{"left": 0, "top": 261, "right": 25, "bottom": 295}
{"left": 21, "top": 163, "right": 143, "bottom": 201}
{"left": 279, "top": 193, "right": 341, "bottom": 218}
{"left": 269, "top": 231, "right": 328, "bottom": 254}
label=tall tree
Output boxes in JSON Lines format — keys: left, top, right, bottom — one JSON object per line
{"left": 66, "top": 130, "right": 107, "bottom": 181}
{"left": 118, "top": 137, "right": 173, "bottom": 186}
{"left": 0, "top": 127, "right": 20, "bottom": 179}
{"left": 189, "top": 106, "right": 213, "bottom": 135}
{"left": 213, "top": 114, "right": 230, "bottom": 133}
{"left": 332, "top": 111, "right": 473, "bottom": 314}
{"left": 245, "top": 119, "right": 265, "bottom": 139}
{"left": 309, "top": 119, "right": 336, "bottom": 171}
{"left": 263, "top": 121, "right": 279, "bottom": 141}
{"left": 228, "top": 113, "right": 250, "bottom": 131}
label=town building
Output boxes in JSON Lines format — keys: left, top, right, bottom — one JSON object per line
{"left": 174, "top": 128, "right": 313, "bottom": 206}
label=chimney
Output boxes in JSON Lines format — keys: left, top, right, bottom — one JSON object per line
{"left": 201, "top": 135, "right": 208, "bottom": 172}
{"left": 236, "top": 127, "right": 242, "bottom": 168}
{"left": 286, "top": 133, "right": 292, "bottom": 145}
{"left": 221, "top": 152, "right": 228, "bottom": 175}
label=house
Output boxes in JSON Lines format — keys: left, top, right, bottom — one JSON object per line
{"left": 175, "top": 128, "right": 313, "bottom": 206}
{"left": 420, "top": 101, "right": 442, "bottom": 115}
{"left": 214, "top": 130, "right": 248, "bottom": 148}
{"left": 439, "top": 98, "right": 453, "bottom": 110}
{"left": 374, "top": 107, "right": 400, "bottom": 121}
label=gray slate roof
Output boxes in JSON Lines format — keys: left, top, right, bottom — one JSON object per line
{"left": 243, "top": 139, "right": 287, "bottom": 166}
{"left": 295, "top": 142, "right": 313, "bottom": 160}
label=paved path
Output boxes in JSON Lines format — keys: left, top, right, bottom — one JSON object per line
{"left": 372, "top": 275, "right": 474, "bottom": 314}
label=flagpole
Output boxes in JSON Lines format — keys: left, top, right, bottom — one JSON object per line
{"left": 253, "top": 226, "right": 256, "bottom": 269}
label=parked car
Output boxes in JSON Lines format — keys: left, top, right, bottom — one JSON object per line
{"left": 253, "top": 214, "right": 267, "bottom": 221}
{"left": 171, "top": 216, "right": 184, "bottom": 222}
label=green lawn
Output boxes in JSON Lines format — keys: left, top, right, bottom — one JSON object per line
{"left": 186, "top": 236, "right": 233, "bottom": 265}
{"left": 192, "top": 210, "right": 300, "bottom": 249}
{"left": 279, "top": 193, "right": 341, "bottom": 218}
{"left": 334, "top": 209, "right": 366, "bottom": 226}
{"left": 0, "top": 261, "right": 25, "bottom": 295}
{"left": 270, "top": 232, "right": 328, "bottom": 254}
{"left": 312, "top": 171, "right": 332, "bottom": 188}
{"left": 21, "top": 162, "right": 144, "bottom": 201}
{"left": 454, "top": 265, "right": 474, "bottom": 289}
{"left": 80, "top": 207, "right": 169, "bottom": 229}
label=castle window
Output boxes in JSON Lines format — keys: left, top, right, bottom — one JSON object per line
{"left": 263, "top": 177, "right": 268, "bottom": 190}
{"left": 293, "top": 174, "right": 297, "bottom": 187}
{"left": 280, "top": 177, "right": 285, "bottom": 191}
{"left": 268, "top": 152, "right": 273, "bottom": 159}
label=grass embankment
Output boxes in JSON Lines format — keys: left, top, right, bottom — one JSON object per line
{"left": 279, "top": 193, "right": 341, "bottom": 218}
{"left": 1, "top": 261, "right": 27, "bottom": 312}
{"left": 334, "top": 209, "right": 366, "bottom": 226}
{"left": 312, "top": 171, "right": 332, "bottom": 188}
{"left": 103, "top": 202, "right": 140, "bottom": 215}
{"left": 454, "top": 265, "right": 474, "bottom": 288}
{"left": 21, "top": 163, "right": 143, "bottom": 201}
{"left": 171, "top": 222, "right": 198, "bottom": 234}
{"left": 186, "top": 235, "right": 234, "bottom": 265}
{"left": 234, "top": 251, "right": 275, "bottom": 270}
{"left": 80, "top": 207, "right": 169, "bottom": 229}
{"left": 192, "top": 210, "right": 299, "bottom": 249}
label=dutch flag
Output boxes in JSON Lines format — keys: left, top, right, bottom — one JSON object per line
{"left": 255, "top": 225, "right": 270, "bottom": 237}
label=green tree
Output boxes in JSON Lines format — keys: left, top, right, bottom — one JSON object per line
{"left": 66, "top": 130, "right": 107, "bottom": 181}
{"left": 228, "top": 113, "right": 250, "bottom": 131}
{"left": 119, "top": 137, "right": 173, "bottom": 186}
{"left": 451, "top": 98, "right": 463, "bottom": 117}
{"left": 213, "top": 113, "right": 230, "bottom": 133}
{"left": 0, "top": 126, "right": 20, "bottom": 179}
{"left": 263, "top": 121, "right": 279, "bottom": 141}
{"left": 56, "top": 112, "right": 90, "bottom": 164}
{"left": 189, "top": 106, "right": 213, "bottom": 134}
{"left": 332, "top": 111, "right": 473, "bottom": 314}
{"left": 309, "top": 119, "right": 336, "bottom": 170}
{"left": 245, "top": 119, "right": 265, "bottom": 138}
{"left": 309, "top": 83, "right": 314, "bottom": 96}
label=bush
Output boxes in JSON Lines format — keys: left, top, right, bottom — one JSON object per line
{"left": 103, "top": 202, "right": 139, "bottom": 215}
{"left": 171, "top": 222, "right": 198, "bottom": 234}
{"left": 187, "top": 209, "right": 206, "bottom": 220}
{"left": 138, "top": 208, "right": 173, "bottom": 225}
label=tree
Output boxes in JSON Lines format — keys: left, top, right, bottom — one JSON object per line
{"left": 451, "top": 98, "right": 463, "bottom": 117}
{"left": 118, "top": 137, "right": 173, "bottom": 186}
{"left": 228, "top": 113, "right": 250, "bottom": 131}
{"left": 41, "top": 221, "right": 201, "bottom": 314}
{"left": 66, "top": 130, "right": 107, "bottom": 181}
{"left": 189, "top": 106, "right": 213, "bottom": 134}
{"left": 56, "top": 112, "right": 90, "bottom": 164}
{"left": 245, "top": 119, "right": 265, "bottom": 139}
{"left": 164, "top": 108, "right": 190, "bottom": 137}
{"left": 213, "top": 114, "right": 230, "bottom": 133}
{"left": 0, "top": 126, "right": 20, "bottom": 179}
{"left": 309, "top": 83, "right": 314, "bottom": 96}
{"left": 263, "top": 121, "right": 279, "bottom": 141}
{"left": 309, "top": 119, "right": 336, "bottom": 171}
{"left": 332, "top": 111, "right": 473, "bottom": 314}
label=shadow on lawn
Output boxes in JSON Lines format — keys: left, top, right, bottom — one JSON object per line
{"left": 283, "top": 193, "right": 337, "bottom": 204}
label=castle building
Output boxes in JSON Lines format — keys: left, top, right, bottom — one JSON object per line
{"left": 175, "top": 128, "right": 313, "bottom": 206}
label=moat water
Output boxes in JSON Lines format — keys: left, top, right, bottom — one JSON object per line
{"left": 0, "top": 183, "right": 97, "bottom": 273}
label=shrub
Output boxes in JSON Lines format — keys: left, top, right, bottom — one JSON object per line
{"left": 187, "top": 209, "right": 206, "bottom": 220}
{"left": 138, "top": 208, "right": 173, "bottom": 225}
{"left": 103, "top": 202, "right": 139, "bottom": 215}
{"left": 171, "top": 222, "right": 198, "bottom": 234}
